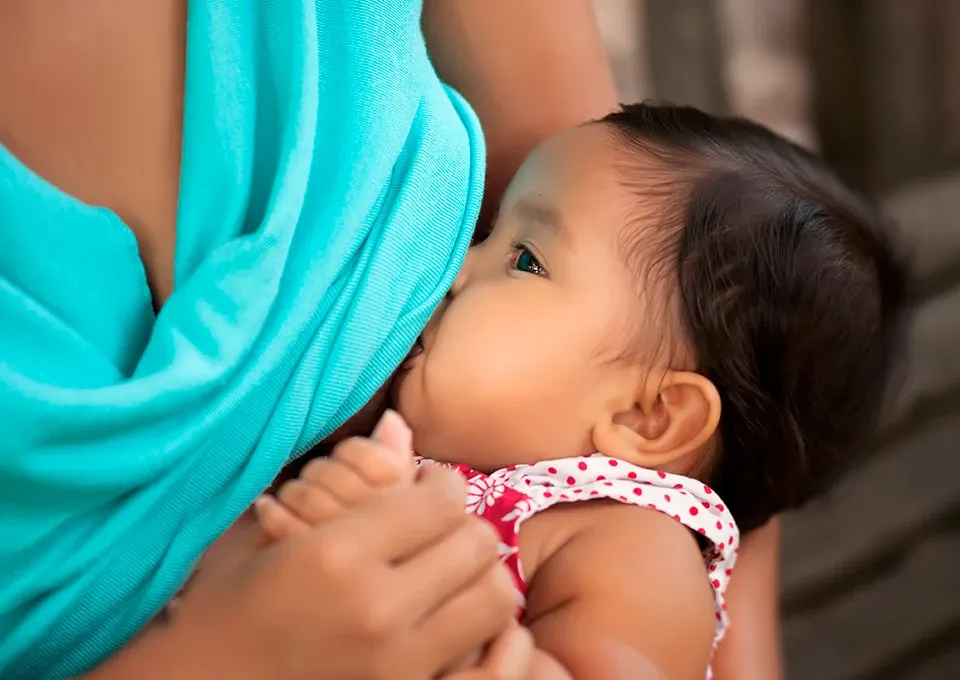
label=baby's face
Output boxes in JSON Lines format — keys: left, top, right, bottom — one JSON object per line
{"left": 394, "top": 125, "right": 654, "bottom": 470}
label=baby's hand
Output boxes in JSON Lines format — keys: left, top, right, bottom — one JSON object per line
{"left": 256, "top": 410, "right": 415, "bottom": 539}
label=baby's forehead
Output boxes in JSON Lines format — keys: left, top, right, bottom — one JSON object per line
{"left": 515, "top": 129, "right": 656, "bottom": 224}
{"left": 505, "top": 125, "right": 686, "bottom": 281}
{"left": 532, "top": 124, "right": 680, "bottom": 202}
{"left": 507, "top": 130, "right": 692, "bottom": 364}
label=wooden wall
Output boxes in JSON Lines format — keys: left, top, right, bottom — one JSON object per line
{"left": 785, "top": 4, "right": 960, "bottom": 673}
{"left": 806, "top": 0, "right": 960, "bottom": 191}
{"left": 781, "top": 175, "right": 960, "bottom": 679}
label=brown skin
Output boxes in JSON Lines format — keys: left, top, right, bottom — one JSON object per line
{"left": 263, "top": 416, "right": 767, "bottom": 680}
{"left": 424, "top": 6, "right": 784, "bottom": 675}
{"left": 711, "top": 518, "right": 785, "bottom": 680}
{"left": 264, "top": 127, "right": 748, "bottom": 679}
{"left": 262, "top": 440, "right": 713, "bottom": 680}
{"left": 392, "top": 126, "right": 726, "bottom": 479}
{"left": 422, "top": 0, "right": 620, "bottom": 234}
{"left": 91, "top": 462, "right": 529, "bottom": 680}
{"left": 0, "top": 0, "right": 781, "bottom": 677}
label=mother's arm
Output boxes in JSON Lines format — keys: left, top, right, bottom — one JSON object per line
{"left": 422, "top": 0, "right": 620, "bottom": 228}
{"left": 711, "top": 516, "right": 786, "bottom": 680}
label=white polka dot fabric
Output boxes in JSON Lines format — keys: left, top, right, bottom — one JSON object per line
{"left": 416, "top": 453, "right": 739, "bottom": 678}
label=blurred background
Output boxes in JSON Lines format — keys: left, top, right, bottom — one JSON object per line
{"left": 589, "top": 1, "right": 960, "bottom": 678}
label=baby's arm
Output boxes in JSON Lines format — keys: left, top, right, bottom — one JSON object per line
{"left": 521, "top": 504, "right": 715, "bottom": 680}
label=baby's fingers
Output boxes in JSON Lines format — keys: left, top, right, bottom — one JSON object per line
{"left": 254, "top": 494, "right": 309, "bottom": 540}
{"left": 370, "top": 408, "right": 414, "bottom": 460}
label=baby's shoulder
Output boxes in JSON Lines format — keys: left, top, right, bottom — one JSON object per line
{"left": 519, "top": 501, "right": 711, "bottom": 620}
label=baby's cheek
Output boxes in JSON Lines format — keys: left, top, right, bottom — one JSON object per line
{"left": 408, "top": 356, "right": 508, "bottom": 456}
{"left": 422, "top": 354, "right": 572, "bottom": 463}
{"left": 426, "top": 357, "right": 505, "bottom": 424}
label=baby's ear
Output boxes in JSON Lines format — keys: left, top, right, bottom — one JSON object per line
{"left": 592, "top": 371, "right": 721, "bottom": 468}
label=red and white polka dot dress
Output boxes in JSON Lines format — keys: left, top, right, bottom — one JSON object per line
{"left": 416, "top": 453, "right": 739, "bottom": 678}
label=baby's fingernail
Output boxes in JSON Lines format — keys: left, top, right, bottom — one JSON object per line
{"left": 253, "top": 495, "right": 273, "bottom": 514}
{"left": 371, "top": 409, "right": 412, "bottom": 454}
{"left": 372, "top": 408, "right": 400, "bottom": 437}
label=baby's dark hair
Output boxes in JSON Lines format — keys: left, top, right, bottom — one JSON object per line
{"left": 600, "top": 103, "right": 907, "bottom": 532}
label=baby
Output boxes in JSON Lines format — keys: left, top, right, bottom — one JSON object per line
{"left": 256, "top": 103, "right": 906, "bottom": 679}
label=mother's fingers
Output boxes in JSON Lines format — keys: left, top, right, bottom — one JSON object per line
{"left": 326, "top": 464, "right": 468, "bottom": 563}
{"left": 412, "top": 563, "right": 519, "bottom": 673}
{"left": 393, "top": 513, "right": 502, "bottom": 622}
{"left": 255, "top": 494, "right": 310, "bottom": 539}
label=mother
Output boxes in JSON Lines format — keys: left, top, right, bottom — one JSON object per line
{"left": 0, "top": 1, "right": 782, "bottom": 678}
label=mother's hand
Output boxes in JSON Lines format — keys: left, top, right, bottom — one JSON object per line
{"left": 89, "top": 465, "right": 521, "bottom": 680}
{"left": 189, "top": 465, "right": 523, "bottom": 680}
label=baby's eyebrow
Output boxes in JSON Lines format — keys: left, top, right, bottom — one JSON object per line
{"left": 514, "top": 198, "right": 570, "bottom": 245}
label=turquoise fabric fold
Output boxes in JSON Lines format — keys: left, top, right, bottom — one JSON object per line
{"left": 0, "top": 1, "right": 483, "bottom": 677}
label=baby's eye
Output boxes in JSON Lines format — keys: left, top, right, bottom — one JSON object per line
{"left": 511, "top": 246, "right": 547, "bottom": 277}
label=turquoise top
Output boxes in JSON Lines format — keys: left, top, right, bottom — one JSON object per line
{"left": 0, "top": 1, "right": 483, "bottom": 677}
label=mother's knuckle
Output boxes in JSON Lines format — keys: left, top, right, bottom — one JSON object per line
{"left": 307, "top": 531, "right": 358, "bottom": 575}
{"left": 357, "top": 601, "right": 397, "bottom": 639}
{"left": 350, "top": 583, "right": 403, "bottom": 639}
{"left": 368, "top": 650, "right": 416, "bottom": 680}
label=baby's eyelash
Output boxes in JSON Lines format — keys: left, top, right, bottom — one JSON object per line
{"left": 508, "top": 238, "right": 548, "bottom": 277}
